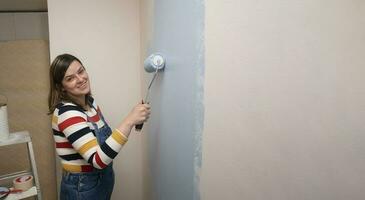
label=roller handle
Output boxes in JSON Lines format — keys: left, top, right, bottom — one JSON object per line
{"left": 135, "top": 123, "right": 144, "bottom": 131}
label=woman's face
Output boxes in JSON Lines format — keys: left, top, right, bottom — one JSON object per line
{"left": 61, "top": 60, "right": 90, "bottom": 101}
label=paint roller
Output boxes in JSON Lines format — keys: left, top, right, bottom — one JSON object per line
{"left": 135, "top": 53, "right": 165, "bottom": 131}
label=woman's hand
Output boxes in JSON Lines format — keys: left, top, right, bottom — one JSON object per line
{"left": 127, "top": 102, "right": 151, "bottom": 125}
{"left": 117, "top": 102, "right": 151, "bottom": 137}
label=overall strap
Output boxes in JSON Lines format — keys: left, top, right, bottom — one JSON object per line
{"left": 87, "top": 97, "right": 107, "bottom": 125}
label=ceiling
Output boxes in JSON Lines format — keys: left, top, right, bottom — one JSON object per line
{"left": 0, "top": 0, "right": 47, "bottom": 12}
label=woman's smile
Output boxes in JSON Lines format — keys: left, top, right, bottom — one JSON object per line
{"left": 78, "top": 80, "right": 88, "bottom": 89}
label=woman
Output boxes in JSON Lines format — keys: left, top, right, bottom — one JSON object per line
{"left": 48, "top": 53, "right": 150, "bottom": 200}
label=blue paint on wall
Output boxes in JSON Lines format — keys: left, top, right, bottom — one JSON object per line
{"left": 146, "top": 1, "right": 204, "bottom": 200}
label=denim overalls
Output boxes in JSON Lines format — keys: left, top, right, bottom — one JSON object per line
{"left": 60, "top": 106, "right": 115, "bottom": 200}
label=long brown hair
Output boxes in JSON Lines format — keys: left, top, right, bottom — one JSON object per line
{"left": 48, "top": 54, "right": 90, "bottom": 114}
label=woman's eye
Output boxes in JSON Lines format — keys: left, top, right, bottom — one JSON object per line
{"left": 78, "top": 68, "right": 85, "bottom": 74}
{"left": 66, "top": 77, "right": 74, "bottom": 82}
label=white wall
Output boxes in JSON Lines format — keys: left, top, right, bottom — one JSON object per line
{"left": 201, "top": 1, "right": 365, "bottom": 200}
{"left": 47, "top": 1, "right": 142, "bottom": 199}
{"left": 139, "top": 1, "right": 154, "bottom": 199}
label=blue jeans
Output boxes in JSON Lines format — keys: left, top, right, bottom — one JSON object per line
{"left": 60, "top": 164, "right": 114, "bottom": 200}
{"left": 60, "top": 114, "right": 115, "bottom": 200}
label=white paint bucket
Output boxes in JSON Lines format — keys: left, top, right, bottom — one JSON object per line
{"left": 0, "top": 95, "right": 9, "bottom": 141}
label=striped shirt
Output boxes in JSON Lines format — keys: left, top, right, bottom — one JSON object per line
{"left": 52, "top": 98, "right": 127, "bottom": 172}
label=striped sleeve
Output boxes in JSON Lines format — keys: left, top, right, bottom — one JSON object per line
{"left": 57, "top": 105, "right": 128, "bottom": 169}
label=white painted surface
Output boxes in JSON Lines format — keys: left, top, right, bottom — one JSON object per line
{"left": 140, "top": 1, "right": 155, "bottom": 199}
{"left": 47, "top": 1, "right": 142, "bottom": 199}
{"left": 201, "top": 1, "right": 365, "bottom": 200}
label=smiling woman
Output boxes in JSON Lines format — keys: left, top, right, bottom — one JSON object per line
{"left": 48, "top": 54, "right": 151, "bottom": 200}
